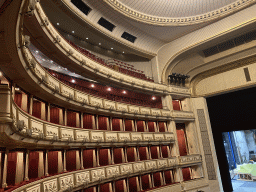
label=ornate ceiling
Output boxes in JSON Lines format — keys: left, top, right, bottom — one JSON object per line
{"left": 103, "top": 0, "right": 255, "bottom": 25}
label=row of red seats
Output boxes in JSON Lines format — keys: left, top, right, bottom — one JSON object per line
{"left": 47, "top": 69, "right": 162, "bottom": 108}
{"left": 66, "top": 40, "right": 154, "bottom": 82}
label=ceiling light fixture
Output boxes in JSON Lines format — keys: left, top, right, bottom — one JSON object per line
{"left": 71, "top": 79, "right": 75, "bottom": 83}
{"left": 86, "top": 37, "right": 88, "bottom": 40}
{"left": 57, "top": 23, "right": 59, "bottom": 25}
{"left": 91, "top": 84, "right": 95, "bottom": 88}
{"left": 107, "top": 87, "right": 111, "bottom": 91}
{"left": 123, "top": 51, "right": 125, "bottom": 53}
{"left": 99, "top": 43, "right": 101, "bottom": 45}
{"left": 122, "top": 90, "right": 126, "bottom": 94}
{"left": 72, "top": 31, "right": 75, "bottom": 33}
{"left": 152, "top": 96, "right": 156, "bottom": 100}
{"left": 111, "top": 48, "right": 113, "bottom": 50}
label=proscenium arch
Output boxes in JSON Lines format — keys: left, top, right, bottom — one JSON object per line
{"left": 159, "top": 17, "right": 256, "bottom": 85}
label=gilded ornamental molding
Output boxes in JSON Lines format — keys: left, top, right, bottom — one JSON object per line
{"left": 11, "top": 155, "right": 202, "bottom": 192}
{"left": 103, "top": 0, "right": 256, "bottom": 26}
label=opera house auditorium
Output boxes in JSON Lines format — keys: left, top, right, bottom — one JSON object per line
{"left": 0, "top": 0, "right": 256, "bottom": 191}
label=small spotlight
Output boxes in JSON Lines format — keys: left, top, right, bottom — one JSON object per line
{"left": 0, "top": 72, "right": 2, "bottom": 76}
{"left": 122, "top": 90, "right": 126, "bottom": 94}
{"left": 152, "top": 96, "right": 156, "bottom": 100}
{"left": 15, "top": 88, "right": 20, "bottom": 91}
{"left": 111, "top": 48, "right": 113, "bottom": 50}
{"left": 86, "top": 37, "right": 88, "bottom": 40}
{"left": 91, "top": 84, "right": 95, "bottom": 88}
{"left": 123, "top": 51, "right": 125, "bottom": 53}
{"left": 57, "top": 23, "right": 59, "bottom": 25}
{"left": 99, "top": 43, "right": 101, "bottom": 45}
{"left": 35, "top": 50, "right": 38, "bottom": 53}
{"left": 107, "top": 87, "right": 111, "bottom": 91}
{"left": 71, "top": 79, "right": 75, "bottom": 83}
{"left": 72, "top": 31, "right": 75, "bottom": 33}
{"left": 50, "top": 60, "right": 53, "bottom": 63}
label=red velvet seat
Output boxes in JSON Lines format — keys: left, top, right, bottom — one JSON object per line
{"left": 127, "top": 147, "right": 136, "bottom": 162}
{"left": 141, "top": 174, "right": 151, "bottom": 191}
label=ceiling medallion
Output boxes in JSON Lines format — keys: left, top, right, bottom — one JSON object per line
{"left": 103, "top": 0, "right": 256, "bottom": 26}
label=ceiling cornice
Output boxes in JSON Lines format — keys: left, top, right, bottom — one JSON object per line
{"left": 103, "top": 0, "right": 256, "bottom": 26}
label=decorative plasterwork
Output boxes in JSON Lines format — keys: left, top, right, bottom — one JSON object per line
{"left": 103, "top": 0, "right": 256, "bottom": 26}
{"left": 191, "top": 54, "right": 256, "bottom": 97}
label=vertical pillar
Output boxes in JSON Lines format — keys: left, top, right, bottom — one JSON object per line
{"left": 96, "top": 148, "right": 100, "bottom": 167}
{"left": 63, "top": 150, "right": 67, "bottom": 172}
{"left": 95, "top": 115, "right": 98, "bottom": 130}
{"left": 64, "top": 109, "right": 67, "bottom": 126}
{"left": 109, "top": 117, "right": 112, "bottom": 131}
{"left": 2, "top": 149, "right": 9, "bottom": 188}
{"left": 80, "top": 112, "right": 83, "bottom": 128}
{"left": 24, "top": 150, "right": 29, "bottom": 181}
{"left": 45, "top": 150, "right": 49, "bottom": 176}
{"left": 28, "top": 95, "right": 33, "bottom": 115}
{"left": 161, "top": 94, "right": 173, "bottom": 110}
{"left": 80, "top": 149, "right": 84, "bottom": 169}
{"left": 47, "top": 104, "right": 50, "bottom": 122}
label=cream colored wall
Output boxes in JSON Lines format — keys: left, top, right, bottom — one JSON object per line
{"left": 157, "top": 4, "right": 256, "bottom": 83}
{"left": 191, "top": 97, "right": 223, "bottom": 192}
{"left": 195, "top": 62, "right": 256, "bottom": 97}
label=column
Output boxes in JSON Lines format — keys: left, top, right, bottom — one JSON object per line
{"left": 47, "top": 104, "right": 50, "bottom": 122}
{"left": 80, "top": 112, "right": 83, "bottom": 128}
{"left": 28, "top": 95, "right": 33, "bottom": 115}
{"left": 45, "top": 150, "right": 49, "bottom": 176}
{"left": 80, "top": 149, "right": 84, "bottom": 169}
{"left": 64, "top": 109, "right": 67, "bottom": 126}
{"left": 24, "top": 150, "right": 29, "bottom": 181}
{"left": 2, "top": 149, "right": 9, "bottom": 188}
{"left": 63, "top": 150, "right": 67, "bottom": 172}
{"left": 109, "top": 117, "right": 112, "bottom": 131}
